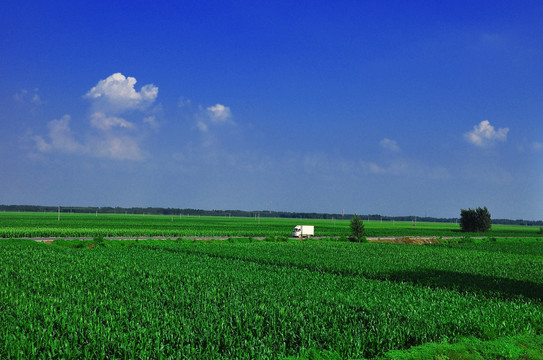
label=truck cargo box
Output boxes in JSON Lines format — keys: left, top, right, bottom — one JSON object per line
{"left": 292, "top": 225, "right": 314, "bottom": 238}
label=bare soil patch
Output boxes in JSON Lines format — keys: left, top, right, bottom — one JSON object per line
{"left": 368, "top": 237, "right": 443, "bottom": 244}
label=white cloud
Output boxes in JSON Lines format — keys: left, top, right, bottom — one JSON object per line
{"left": 178, "top": 97, "right": 191, "bottom": 108}
{"left": 519, "top": 140, "right": 543, "bottom": 153}
{"left": 143, "top": 116, "right": 159, "bottom": 130}
{"left": 532, "top": 141, "right": 543, "bottom": 151}
{"left": 192, "top": 103, "right": 235, "bottom": 134}
{"left": 363, "top": 161, "right": 409, "bottom": 176}
{"left": 31, "top": 73, "right": 156, "bottom": 161}
{"left": 464, "top": 120, "right": 509, "bottom": 147}
{"left": 33, "top": 115, "right": 83, "bottom": 154}
{"left": 85, "top": 73, "right": 158, "bottom": 113}
{"left": 196, "top": 121, "right": 209, "bottom": 132}
{"left": 207, "top": 104, "right": 231, "bottom": 122}
{"left": 14, "top": 89, "right": 28, "bottom": 102}
{"left": 32, "top": 73, "right": 155, "bottom": 161}
{"left": 296, "top": 152, "right": 449, "bottom": 181}
{"left": 33, "top": 115, "right": 145, "bottom": 160}
{"left": 379, "top": 138, "right": 400, "bottom": 152}
{"left": 368, "top": 162, "right": 387, "bottom": 174}
{"left": 14, "top": 88, "right": 44, "bottom": 105}
{"left": 90, "top": 112, "right": 136, "bottom": 131}
{"left": 91, "top": 135, "right": 144, "bottom": 161}
{"left": 33, "top": 135, "right": 51, "bottom": 153}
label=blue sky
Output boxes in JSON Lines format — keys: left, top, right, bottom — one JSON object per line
{"left": 1, "top": 1, "right": 542, "bottom": 220}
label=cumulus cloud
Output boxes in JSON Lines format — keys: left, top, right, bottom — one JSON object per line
{"left": 32, "top": 115, "right": 144, "bottom": 160}
{"left": 207, "top": 104, "right": 231, "bottom": 122}
{"left": 32, "top": 73, "right": 156, "bottom": 161}
{"left": 464, "top": 120, "right": 509, "bottom": 147}
{"left": 32, "top": 115, "right": 83, "bottom": 153}
{"left": 192, "top": 103, "right": 235, "bottom": 133}
{"left": 379, "top": 138, "right": 400, "bottom": 152}
{"left": 90, "top": 112, "right": 136, "bottom": 131}
{"left": 85, "top": 73, "right": 158, "bottom": 113}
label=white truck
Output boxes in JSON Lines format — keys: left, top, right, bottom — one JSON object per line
{"left": 292, "top": 225, "right": 314, "bottom": 238}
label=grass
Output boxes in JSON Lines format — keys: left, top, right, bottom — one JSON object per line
{"left": 289, "top": 335, "right": 543, "bottom": 359}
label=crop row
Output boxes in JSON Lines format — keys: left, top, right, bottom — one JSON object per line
{"left": 169, "top": 240, "right": 543, "bottom": 300}
{"left": 1, "top": 239, "right": 542, "bottom": 359}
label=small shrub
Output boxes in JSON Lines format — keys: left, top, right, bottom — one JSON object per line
{"left": 350, "top": 214, "right": 366, "bottom": 242}
{"left": 74, "top": 241, "right": 85, "bottom": 249}
{"left": 349, "top": 235, "right": 368, "bottom": 243}
{"left": 93, "top": 235, "right": 105, "bottom": 246}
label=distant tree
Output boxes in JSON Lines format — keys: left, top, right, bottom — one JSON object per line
{"left": 460, "top": 207, "right": 492, "bottom": 232}
{"left": 350, "top": 214, "right": 367, "bottom": 242}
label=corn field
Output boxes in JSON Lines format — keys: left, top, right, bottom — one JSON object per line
{"left": 1, "top": 239, "right": 542, "bottom": 359}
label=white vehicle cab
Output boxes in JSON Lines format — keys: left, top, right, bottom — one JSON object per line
{"left": 292, "top": 225, "right": 314, "bottom": 238}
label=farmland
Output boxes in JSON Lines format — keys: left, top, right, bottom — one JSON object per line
{"left": 1, "top": 212, "right": 543, "bottom": 359}
{"left": 0, "top": 211, "right": 541, "bottom": 238}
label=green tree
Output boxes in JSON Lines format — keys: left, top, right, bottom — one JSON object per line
{"left": 460, "top": 207, "right": 492, "bottom": 232}
{"left": 350, "top": 214, "right": 367, "bottom": 243}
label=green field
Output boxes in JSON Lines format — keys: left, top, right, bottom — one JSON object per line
{"left": 1, "top": 238, "right": 542, "bottom": 359}
{"left": 1, "top": 212, "right": 542, "bottom": 358}
{"left": 0, "top": 211, "right": 541, "bottom": 238}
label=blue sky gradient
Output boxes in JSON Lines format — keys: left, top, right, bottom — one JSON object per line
{"left": 1, "top": 1, "right": 542, "bottom": 219}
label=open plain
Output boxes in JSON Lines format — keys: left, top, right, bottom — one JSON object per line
{"left": 1, "top": 212, "right": 542, "bottom": 359}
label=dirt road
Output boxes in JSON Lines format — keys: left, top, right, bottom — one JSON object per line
{"left": 21, "top": 236, "right": 447, "bottom": 244}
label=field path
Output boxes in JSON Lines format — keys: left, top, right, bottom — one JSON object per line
{"left": 22, "top": 236, "right": 454, "bottom": 244}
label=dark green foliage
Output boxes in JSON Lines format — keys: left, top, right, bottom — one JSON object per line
{"left": 93, "top": 235, "right": 105, "bottom": 246}
{"left": 276, "top": 235, "right": 288, "bottom": 242}
{"left": 460, "top": 206, "right": 492, "bottom": 233}
{"left": 349, "top": 214, "right": 367, "bottom": 242}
